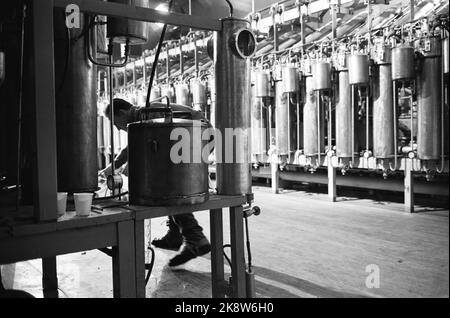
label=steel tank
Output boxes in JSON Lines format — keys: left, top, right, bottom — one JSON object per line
{"left": 312, "top": 61, "right": 331, "bottom": 90}
{"left": 107, "top": 0, "right": 149, "bottom": 45}
{"left": 161, "top": 84, "right": 175, "bottom": 102}
{"left": 191, "top": 79, "right": 207, "bottom": 111}
{"left": 303, "top": 76, "right": 324, "bottom": 156}
{"left": 255, "top": 70, "right": 273, "bottom": 97}
{"left": 416, "top": 37, "right": 442, "bottom": 160}
{"left": 347, "top": 54, "right": 369, "bottom": 85}
{"left": 282, "top": 64, "right": 299, "bottom": 93}
{"left": 335, "top": 70, "right": 355, "bottom": 157}
{"left": 175, "top": 82, "right": 189, "bottom": 106}
{"left": 149, "top": 85, "right": 161, "bottom": 101}
{"left": 275, "top": 81, "right": 289, "bottom": 155}
{"left": 128, "top": 105, "right": 209, "bottom": 205}
{"left": 54, "top": 12, "right": 97, "bottom": 193}
{"left": 214, "top": 18, "right": 256, "bottom": 195}
{"left": 391, "top": 46, "right": 415, "bottom": 80}
{"left": 251, "top": 85, "right": 267, "bottom": 157}
{"left": 372, "top": 46, "right": 395, "bottom": 158}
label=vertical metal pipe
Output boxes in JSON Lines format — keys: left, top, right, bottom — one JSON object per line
{"left": 108, "top": 59, "right": 116, "bottom": 175}
{"left": 215, "top": 18, "right": 256, "bottom": 195}
{"left": 373, "top": 63, "right": 394, "bottom": 158}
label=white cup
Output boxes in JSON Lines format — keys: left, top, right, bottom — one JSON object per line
{"left": 57, "top": 192, "right": 68, "bottom": 216}
{"left": 73, "top": 193, "right": 94, "bottom": 217}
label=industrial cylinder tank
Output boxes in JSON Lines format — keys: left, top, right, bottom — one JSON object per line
{"left": 54, "top": 12, "right": 97, "bottom": 193}
{"left": 303, "top": 76, "right": 324, "bottom": 156}
{"left": 312, "top": 61, "right": 331, "bottom": 90}
{"left": 107, "top": 0, "right": 150, "bottom": 45}
{"left": 214, "top": 18, "right": 256, "bottom": 195}
{"left": 128, "top": 106, "right": 209, "bottom": 205}
{"left": 251, "top": 85, "right": 267, "bottom": 157}
{"left": 416, "top": 37, "right": 442, "bottom": 160}
{"left": 275, "top": 81, "right": 289, "bottom": 155}
{"left": 175, "top": 82, "right": 189, "bottom": 106}
{"left": 347, "top": 54, "right": 369, "bottom": 85}
{"left": 391, "top": 46, "right": 415, "bottom": 80}
{"left": 335, "top": 70, "right": 355, "bottom": 157}
{"left": 191, "top": 79, "right": 207, "bottom": 111}
{"left": 255, "top": 70, "right": 273, "bottom": 97}
{"left": 161, "top": 84, "right": 174, "bottom": 102}
{"left": 149, "top": 85, "right": 161, "bottom": 101}
{"left": 282, "top": 64, "right": 299, "bottom": 93}
{"left": 372, "top": 47, "right": 395, "bottom": 158}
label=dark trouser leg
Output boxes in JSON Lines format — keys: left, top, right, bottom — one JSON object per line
{"left": 172, "top": 213, "right": 208, "bottom": 244}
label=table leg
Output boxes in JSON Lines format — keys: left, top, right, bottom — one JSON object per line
{"left": 229, "top": 206, "right": 246, "bottom": 298}
{"left": 210, "top": 208, "right": 225, "bottom": 298}
{"left": 112, "top": 220, "right": 137, "bottom": 298}
{"left": 134, "top": 219, "right": 146, "bottom": 298}
{"left": 42, "top": 256, "right": 58, "bottom": 298}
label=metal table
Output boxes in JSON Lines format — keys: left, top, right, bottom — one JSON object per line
{"left": 0, "top": 207, "right": 137, "bottom": 298}
{"left": 129, "top": 194, "right": 249, "bottom": 298}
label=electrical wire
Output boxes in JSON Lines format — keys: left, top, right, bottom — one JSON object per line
{"left": 225, "top": 0, "right": 233, "bottom": 17}
{"left": 146, "top": 0, "right": 175, "bottom": 107}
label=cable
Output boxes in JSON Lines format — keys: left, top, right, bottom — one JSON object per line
{"left": 223, "top": 244, "right": 232, "bottom": 269}
{"left": 93, "top": 191, "right": 129, "bottom": 201}
{"left": 225, "top": 0, "right": 233, "bottom": 17}
{"left": 146, "top": 0, "right": 175, "bottom": 107}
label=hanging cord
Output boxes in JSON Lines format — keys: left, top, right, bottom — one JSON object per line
{"left": 244, "top": 214, "right": 252, "bottom": 272}
{"left": 15, "top": 3, "right": 26, "bottom": 212}
{"left": 225, "top": 0, "right": 234, "bottom": 17}
{"left": 146, "top": 0, "right": 175, "bottom": 107}
{"left": 223, "top": 244, "right": 232, "bottom": 268}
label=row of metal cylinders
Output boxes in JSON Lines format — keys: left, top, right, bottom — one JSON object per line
{"left": 250, "top": 38, "right": 447, "bottom": 162}
{"left": 253, "top": 38, "right": 447, "bottom": 97}
{"left": 147, "top": 78, "right": 210, "bottom": 106}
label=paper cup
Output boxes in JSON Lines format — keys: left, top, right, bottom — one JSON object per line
{"left": 57, "top": 192, "right": 68, "bottom": 216}
{"left": 74, "top": 193, "right": 93, "bottom": 217}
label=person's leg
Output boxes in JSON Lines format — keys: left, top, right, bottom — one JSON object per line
{"left": 169, "top": 213, "right": 211, "bottom": 267}
{"left": 151, "top": 216, "right": 183, "bottom": 249}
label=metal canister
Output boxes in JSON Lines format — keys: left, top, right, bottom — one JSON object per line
{"left": 303, "top": 76, "right": 324, "bottom": 156}
{"left": 251, "top": 85, "right": 267, "bottom": 156}
{"left": 191, "top": 79, "right": 207, "bottom": 109}
{"left": 275, "top": 81, "right": 289, "bottom": 155}
{"left": 335, "top": 70, "right": 355, "bottom": 158}
{"left": 255, "top": 70, "right": 272, "bottom": 97}
{"left": 175, "top": 82, "right": 189, "bottom": 106}
{"left": 128, "top": 105, "right": 209, "bottom": 205}
{"left": 312, "top": 61, "right": 331, "bottom": 90}
{"left": 149, "top": 85, "right": 161, "bottom": 101}
{"left": 215, "top": 18, "right": 256, "bottom": 195}
{"left": 281, "top": 64, "right": 299, "bottom": 93}
{"left": 54, "top": 12, "right": 97, "bottom": 193}
{"left": 161, "top": 84, "right": 174, "bottom": 102}
{"left": 373, "top": 59, "right": 395, "bottom": 158}
{"left": 416, "top": 37, "right": 442, "bottom": 160}
{"left": 107, "top": 0, "right": 149, "bottom": 45}
{"left": 347, "top": 54, "right": 369, "bottom": 85}
{"left": 391, "top": 46, "right": 415, "bottom": 80}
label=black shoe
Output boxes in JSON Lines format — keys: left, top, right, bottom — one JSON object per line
{"left": 151, "top": 221, "right": 183, "bottom": 250}
{"left": 168, "top": 240, "right": 211, "bottom": 267}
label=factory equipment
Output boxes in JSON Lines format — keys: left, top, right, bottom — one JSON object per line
{"left": 215, "top": 17, "right": 256, "bottom": 196}
{"left": 54, "top": 12, "right": 98, "bottom": 193}
{"left": 347, "top": 50, "right": 371, "bottom": 161}
{"left": 334, "top": 47, "right": 356, "bottom": 159}
{"left": 416, "top": 35, "right": 442, "bottom": 160}
{"left": 175, "top": 81, "right": 190, "bottom": 106}
{"left": 372, "top": 38, "right": 395, "bottom": 160}
{"left": 191, "top": 78, "right": 207, "bottom": 113}
{"left": 128, "top": 104, "right": 209, "bottom": 206}
{"left": 107, "top": 0, "right": 150, "bottom": 45}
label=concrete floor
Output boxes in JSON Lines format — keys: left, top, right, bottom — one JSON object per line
{"left": 1, "top": 186, "right": 448, "bottom": 298}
